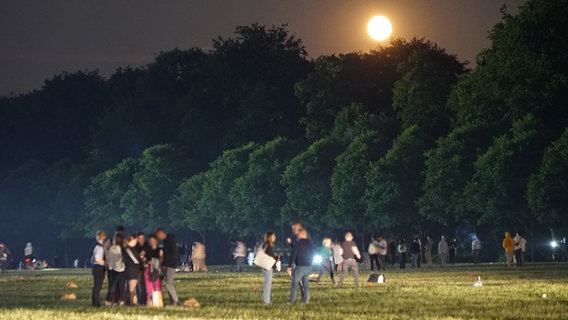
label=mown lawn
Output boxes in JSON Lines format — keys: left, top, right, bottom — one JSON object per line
{"left": 0, "top": 263, "right": 567, "bottom": 319}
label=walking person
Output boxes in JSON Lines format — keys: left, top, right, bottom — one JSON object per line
{"left": 368, "top": 236, "right": 380, "bottom": 272}
{"left": 424, "top": 235, "right": 433, "bottom": 268}
{"left": 438, "top": 235, "right": 449, "bottom": 267}
{"left": 0, "top": 243, "right": 10, "bottom": 274}
{"left": 376, "top": 236, "right": 387, "bottom": 271}
{"left": 124, "top": 235, "right": 141, "bottom": 305}
{"left": 316, "top": 238, "right": 335, "bottom": 285}
{"left": 514, "top": 232, "right": 527, "bottom": 267}
{"left": 502, "top": 232, "right": 515, "bottom": 267}
{"left": 332, "top": 239, "right": 343, "bottom": 273}
{"left": 398, "top": 238, "right": 407, "bottom": 269}
{"left": 449, "top": 238, "right": 458, "bottom": 265}
{"left": 105, "top": 233, "right": 126, "bottom": 306}
{"left": 91, "top": 230, "right": 107, "bottom": 307}
{"left": 338, "top": 232, "right": 361, "bottom": 287}
{"left": 233, "top": 241, "right": 247, "bottom": 272}
{"left": 156, "top": 228, "right": 179, "bottom": 306}
{"left": 472, "top": 237, "right": 482, "bottom": 264}
{"left": 144, "top": 235, "right": 163, "bottom": 307}
{"left": 260, "top": 232, "right": 279, "bottom": 304}
{"left": 287, "top": 228, "right": 313, "bottom": 304}
{"left": 410, "top": 237, "right": 421, "bottom": 268}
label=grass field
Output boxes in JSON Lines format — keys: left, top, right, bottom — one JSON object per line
{"left": 1, "top": 263, "right": 567, "bottom": 319}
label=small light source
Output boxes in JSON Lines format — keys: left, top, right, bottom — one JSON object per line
{"left": 551, "top": 241, "right": 559, "bottom": 248}
{"left": 312, "top": 254, "right": 322, "bottom": 265}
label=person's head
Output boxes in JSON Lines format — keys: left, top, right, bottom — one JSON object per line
{"left": 0, "top": 243, "right": 4, "bottom": 248}
{"left": 96, "top": 230, "right": 106, "bottom": 243}
{"left": 505, "top": 232, "right": 511, "bottom": 238}
{"left": 298, "top": 228, "right": 308, "bottom": 239}
{"left": 148, "top": 235, "right": 158, "bottom": 249}
{"left": 155, "top": 228, "right": 167, "bottom": 240}
{"left": 26, "top": 242, "right": 32, "bottom": 247}
{"left": 137, "top": 232, "right": 145, "bottom": 245}
{"left": 345, "top": 232, "right": 354, "bottom": 242}
{"left": 115, "top": 225, "right": 125, "bottom": 235}
{"left": 265, "top": 232, "right": 276, "bottom": 246}
{"left": 292, "top": 221, "right": 303, "bottom": 236}
{"left": 322, "top": 238, "right": 332, "bottom": 248}
{"left": 441, "top": 235, "right": 446, "bottom": 240}
{"left": 114, "top": 233, "right": 124, "bottom": 247}
{"left": 400, "top": 238, "right": 406, "bottom": 244}
{"left": 126, "top": 234, "right": 137, "bottom": 247}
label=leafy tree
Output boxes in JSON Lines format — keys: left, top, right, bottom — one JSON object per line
{"left": 329, "top": 131, "right": 388, "bottom": 233}
{"left": 199, "top": 143, "right": 258, "bottom": 238}
{"left": 528, "top": 128, "right": 568, "bottom": 227}
{"left": 230, "top": 137, "right": 302, "bottom": 237}
{"left": 84, "top": 158, "right": 138, "bottom": 234}
{"left": 364, "top": 126, "right": 425, "bottom": 231}
{"left": 282, "top": 138, "right": 343, "bottom": 231}
{"left": 169, "top": 172, "right": 210, "bottom": 238}
{"left": 121, "top": 144, "right": 192, "bottom": 229}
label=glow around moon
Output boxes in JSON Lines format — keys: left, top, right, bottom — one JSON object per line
{"left": 368, "top": 16, "right": 393, "bottom": 41}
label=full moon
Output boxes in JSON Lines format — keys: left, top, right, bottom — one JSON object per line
{"left": 368, "top": 16, "right": 392, "bottom": 41}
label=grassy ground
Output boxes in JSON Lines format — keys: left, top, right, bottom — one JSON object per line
{"left": 0, "top": 263, "right": 567, "bottom": 319}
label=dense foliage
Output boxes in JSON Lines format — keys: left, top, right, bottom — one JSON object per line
{"left": 0, "top": 0, "right": 567, "bottom": 262}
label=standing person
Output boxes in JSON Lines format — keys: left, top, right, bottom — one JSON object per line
{"left": 316, "top": 238, "right": 335, "bottom": 285}
{"left": 502, "top": 232, "right": 515, "bottom": 267}
{"left": 123, "top": 235, "right": 141, "bottom": 305}
{"left": 338, "top": 232, "right": 361, "bottom": 287}
{"left": 376, "top": 236, "right": 388, "bottom": 271}
{"left": 192, "top": 242, "right": 208, "bottom": 272}
{"left": 410, "top": 237, "right": 421, "bottom": 268}
{"left": 368, "top": 236, "right": 380, "bottom": 272}
{"left": 105, "top": 234, "right": 126, "bottom": 307}
{"left": 424, "top": 235, "right": 433, "bottom": 268}
{"left": 144, "top": 235, "right": 163, "bottom": 307}
{"left": 287, "top": 228, "right": 313, "bottom": 304}
{"left": 233, "top": 241, "right": 247, "bottom": 272}
{"left": 156, "top": 228, "right": 179, "bottom": 306}
{"left": 449, "top": 238, "right": 458, "bottom": 265}
{"left": 332, "top": 239, "right": 343, "bottom": 272}
{"left": 389, "top": 241, "right": 396, "bottom": 266}
{"left": 0, "top": 243, "right": 10, "bottom": 274}
{"left": 91, "top": 230, "right": 107, "bottom": 307}
{"left": 135, "top": 232, "right": 147, "bottom": 305}
{"left": 514, "top": 232, "right": 527, "bottom": 267}
{"left": 397, "top": 238, "right": 407, "bottom": 269}
{"left": 472, "top": 237, "right": 482, "bottom": 264}
{"left": 438, "top": 235, "right": 449, "bottom": 267}
{"left": 261, "top": 232, "right": 279, "bottom": 304}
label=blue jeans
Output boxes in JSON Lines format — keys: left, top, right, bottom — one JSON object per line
{"left": 289, "top": 266, "right": 311, "bottom": 303}
{"left": 262, "top": 268, "right": 273, "bottom": 304}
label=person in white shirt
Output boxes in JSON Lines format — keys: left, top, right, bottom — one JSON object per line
{"left": 471, "top": 238, "right": 482, "bottom": 264}
{"left": 376, "top": 236, "right": 388, "bottom": 271}
{"left": 513, "top": 232, "right": 527, "bottom": 267}
{"left": 368, "top": 236, "right": 380, "bottom": 271}
{"left": 91, "top": 230, "right": 107, "bottom": 307}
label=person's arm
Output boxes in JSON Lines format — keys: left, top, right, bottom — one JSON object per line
{"left": 353, "top": 246, "right": 361, "bottom": 259}
{"left": 94, "top": 246, "right": 105, "bottom": 265}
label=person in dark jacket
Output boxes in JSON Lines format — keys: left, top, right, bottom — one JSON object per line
{"left": 135, "top": 232, "right": 148, "bottom": 305}
{"left": 449, "top": 238, "right": 458, "bottom": 265}
{"left": 156, "top": 228, "right": 179, "bottom": 305}
{"left": 287, "top": 228, "right": 313, "bottom": 304}
{"left": 261, "top": 232, "right": 279, "bottom": 304}
{"left": 411, "top": 237, "right": 421, "bottom": 268}
{"left": 124, "top": 235, "right": 141, "bottom": 305}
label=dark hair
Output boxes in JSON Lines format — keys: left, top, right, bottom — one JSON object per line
{"left": 265, "top": 232, "right": 276, "bottom": 246}
{"left": 114, "top": 233, "right": 124, "bottom": 246}
{"left": 115, "top": 225, "right": 125, "bottom": 232}
{"left": 155, "top": 227, "right": 165, "bottom": 234}
{"left": 137, "top": 232, "right": 145, "bottom": 237}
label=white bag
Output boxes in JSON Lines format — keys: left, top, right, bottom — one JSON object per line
{"left": 253, "top": 245, "right": 276, "bottom": 270}
{"left": 151, "top": 290, "right": 163, "bottom": 307}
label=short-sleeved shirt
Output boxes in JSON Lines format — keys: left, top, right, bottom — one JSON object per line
{"left": 92, "top": 243, "right": 105, "bottom": 266}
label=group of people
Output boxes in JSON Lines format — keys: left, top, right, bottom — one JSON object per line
{"left": 502, "top": 232, "right": 527, "bottom": 267}
{"left": 390, "top": 235, "right": 460, "bottom": 269}
{"left": 91, "top": 226, "right": 180, "bottom": 308}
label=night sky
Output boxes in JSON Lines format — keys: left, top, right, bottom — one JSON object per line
{"left": 0, "top": 0, "right": 525, "bottom": 96}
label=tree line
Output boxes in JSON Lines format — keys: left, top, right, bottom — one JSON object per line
{"left": 0, "top": 0, "right": 566, "bottom": 260}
